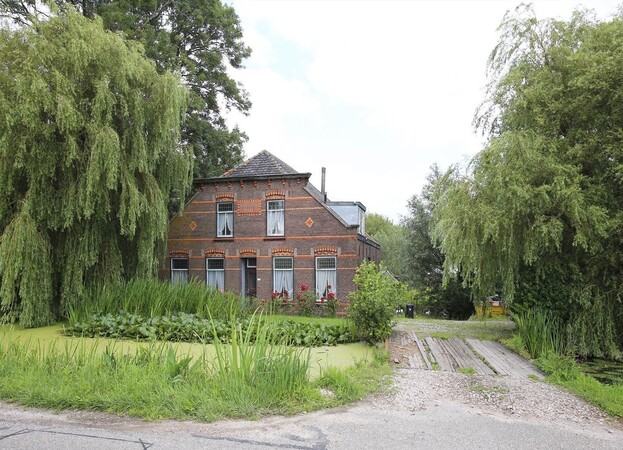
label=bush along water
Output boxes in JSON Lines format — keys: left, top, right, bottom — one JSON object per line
{"left": 349, "top": 261, "right": 410, "bottom": 343}
{"left": 63, "top": 311, "right": 355, "bottom": 347}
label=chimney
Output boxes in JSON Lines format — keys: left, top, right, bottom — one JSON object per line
{"left": 321, "top": 167, "right": 327, "bottom": 202}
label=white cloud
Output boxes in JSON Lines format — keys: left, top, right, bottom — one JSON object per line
{"left": 228, "top": 0, "right": 621, "bottom": 221}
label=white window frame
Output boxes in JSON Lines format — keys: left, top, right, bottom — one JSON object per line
{"left": 217, "top": 202, "right": 234, "bottom": 237}
{"left": 267, "top": 199, "right": 285, "bottom": 236}
{"left": 171, "top": 258, "right": 189, "bottom": 284}
{"left": 315, "top": 256, "right": 337, "bottom": 300}
{"left": 206, "top": 258, "right": 225, "bottom": 291}
{"left": 273, "top": 257, "right": 293, "bottom": 297}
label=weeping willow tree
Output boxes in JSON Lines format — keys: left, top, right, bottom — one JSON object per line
{"left": 432, "top": 5, "right": 623, "bottom": 358}
{"left": 0, "top": 7, "right": 191, "bottom": 327}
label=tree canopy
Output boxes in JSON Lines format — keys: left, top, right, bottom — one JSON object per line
{"left": 0, "top": 7, "right": 190, "bottom": 326}
{"left": 403, "top": 165, "right": 472, "bottom": 319}
{"left": 0, "top": 0, "right": 251, "bottom": 179}
{"left": 432, "top": 5, "right": 623, "bottom": 357}
{"left": 365, "top": 213, "right": 410, "bottom": 282}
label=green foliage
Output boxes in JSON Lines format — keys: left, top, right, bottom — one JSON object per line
{"left": 349, "top": 261, "right": 408, "bottom": 343}
{"left": 64, "top": 312, "right": 356, "bottom": 347}
{"left": 265, "top": 284, "right": 339, "bottom": 318}
{"left": 365, "top": 213, "right": 410, "bottom": 282}
{"left": 0, "top": 0, "right": 251, "bottom": 179}
{"left": 511, "top": 306, "right": 566, "bottom": 359}
{"left": 0, "top": 333, "right": 390, "bottom": 421}
{"left": 66, "top": 279, "right": 244, "bottom": 323}
{"left": 402, "top": 165, "right": 473, "bottom": 319}
{"left": 210, "top": 313, "right": 311, "bottom": 407}
{"left": 432, "top": 4, "right": 623, "bottom": 357}
{"left": 535, "top": 353, "right": 623, "bottom": 418}
{"left": 0, "top": 8, "right": 190, "bottom": 327}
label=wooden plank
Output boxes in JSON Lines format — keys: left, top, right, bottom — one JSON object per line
{"left": 425, "top": 337, "right": 456, "bottom": 371}
{"left": 412, "top": 332, "right": 432, "bottom": 370}
{"left": 482, "top": 340, "right": 544, "bottom": 378}
{"left": 444, "top": 339, "right": 495, "bottom": 375}
{"left": 466, "top": 339, "right": 543, "bottom": 379}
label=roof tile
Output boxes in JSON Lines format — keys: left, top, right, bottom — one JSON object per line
{"left": 218, "top": 150, "right": 301, "bottom": 178}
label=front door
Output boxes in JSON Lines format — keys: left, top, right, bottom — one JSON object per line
{"left": 242, "top": 258, "right": 257, "bottom": 298}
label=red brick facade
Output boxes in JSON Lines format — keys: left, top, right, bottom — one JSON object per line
{"left": 160, "top": 152, "right": 380, "bottom": 304}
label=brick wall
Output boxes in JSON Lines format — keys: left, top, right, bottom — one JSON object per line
{"left": 160, "top": 175, "right": 380, "bottom": 304}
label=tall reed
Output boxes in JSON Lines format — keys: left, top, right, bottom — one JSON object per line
{"left": 66, "top": 278, "right": 247, "bottom": 323}
{"left": 210, "top": 312, "right": 311, "bottom": 407}
{"left": 511, "top": 306, "right": 566, "bottom": 358}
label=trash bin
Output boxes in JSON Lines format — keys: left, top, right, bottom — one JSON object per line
{"left": 405, "top": 304, "right": 414, "bottom": 319}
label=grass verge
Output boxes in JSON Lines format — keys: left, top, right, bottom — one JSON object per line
{"left": 534, "top": 354, "right": 623, "bottom": 418}
{"left": 504, "top": 334, "right": 623, "bottom": 419}
{"left": 0, "top": 325, "right": 389, "bottom": 421}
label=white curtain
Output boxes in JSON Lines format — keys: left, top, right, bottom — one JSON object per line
{"left": 217, "top": 212, "right": 232, "bottom": 236}
{"left": 207, "top": 271, "right": 224, "bottom": 291}
{"left": 267, "top": 210, "right": 284, "bottom": 235}
{"left": 171, "top": 270, "right": 188, "bottom": 284}
{"left": 274, "top": 269, "right": 292, "bottom": 296}
{"left": 316, "top": 270, "right": 336, "bottom": 299}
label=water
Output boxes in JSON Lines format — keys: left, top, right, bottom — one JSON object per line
{"left": 578, "top": 358, "right": 623, "bottom": 385}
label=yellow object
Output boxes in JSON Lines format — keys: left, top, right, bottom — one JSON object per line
{"left": 475, "top": 303, "right": 506, "bottom": 318}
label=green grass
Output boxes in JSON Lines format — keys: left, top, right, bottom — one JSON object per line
{"left": 395, "top": 317, "right": 515, "bottom": 341}
{"left": 458, "top": 367, "right": 476, "bottom": 375}
{"left": 65, "top": 279, "right": 246, "bottom": 322}
{"left": 0, "top": 320, "right": 388, "bottom": 421}
{"left": 511, "top": 307, "right": 565, "bottom": 359}
{"left": 535, "top": 353, "right": 623, "bottom": 418}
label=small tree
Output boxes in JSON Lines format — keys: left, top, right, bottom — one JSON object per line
{"left": 349, "top": 261, "right": 407, "bottom": 343}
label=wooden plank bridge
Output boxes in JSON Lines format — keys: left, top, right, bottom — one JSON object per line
{"left": 389, "top": 331, "right": 543, "bottom": 379}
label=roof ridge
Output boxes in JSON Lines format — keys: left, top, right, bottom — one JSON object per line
{"left": 217, "top": 150, "right": 301, "bottom": 178}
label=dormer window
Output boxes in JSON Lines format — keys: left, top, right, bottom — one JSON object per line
{"left": 217, "top": 202, "right": 234, "bottom": 237}
{"left": 267, "top": 199, "right": 285, "bottom": 236}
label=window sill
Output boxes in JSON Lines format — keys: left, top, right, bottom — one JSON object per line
{"left": 214, "top": 237, "right": 234, "bottom": 242}
{"left": 264, "top": 236, "right": 286, "bottom": 241}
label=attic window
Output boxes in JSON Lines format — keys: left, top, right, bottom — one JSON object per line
{"left": 267, "top": 199, "right": 284, "bottom": 236}
{"left": 217, "top": 202, "right": 234, "bottom": 237}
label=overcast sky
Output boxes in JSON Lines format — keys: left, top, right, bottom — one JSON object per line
{"left": 226, "top": 0, "right": 620, "bottom": 222}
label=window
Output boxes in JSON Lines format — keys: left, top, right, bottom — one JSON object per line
{"left": 273, "top": 257, "right": 293, "bottom": 297}
{"left": 206, "top": 258, "right": 225, "bottom": 291}
{"left": 171, "top": 258, "right": 189, "bottom": 284}
{"left": 316, "top": 257, "right": 336, "bottom": 300}
{"left": 267, "top": 199, "right": 284, "bottom": 236}
{"left": 217, "top": 202, "right": 234, "bottom": 237}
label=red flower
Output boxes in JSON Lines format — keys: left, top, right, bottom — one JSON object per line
{"left": 300, "top": 284, "right": 309, "bottom": 291}
{"left": 328, "top": 292, "right": 335, "bottom": 300}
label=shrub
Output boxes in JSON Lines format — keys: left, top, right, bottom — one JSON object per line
{"left": 63, "top": 312, "right": 356, "bottom": 347}
{"left": 348, "top": 261, "right": 408, "bottom": 343}
{"left": 295, "top": 284, "right": 316, "bottom": 317}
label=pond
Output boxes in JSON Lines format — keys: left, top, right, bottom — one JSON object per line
{"left": 0, "top": 323, "right": 373, "bottom": 378}
{"left": 578, "top": 358, "right": 623, "bottom": 385}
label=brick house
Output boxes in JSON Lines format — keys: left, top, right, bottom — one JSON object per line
{"left": 160, "top": 150, "right": 380, "bottom": 306}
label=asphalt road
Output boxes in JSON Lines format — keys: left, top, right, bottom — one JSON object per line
{"left": 1, "top": 397, "right": 622, "bottom": 450}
